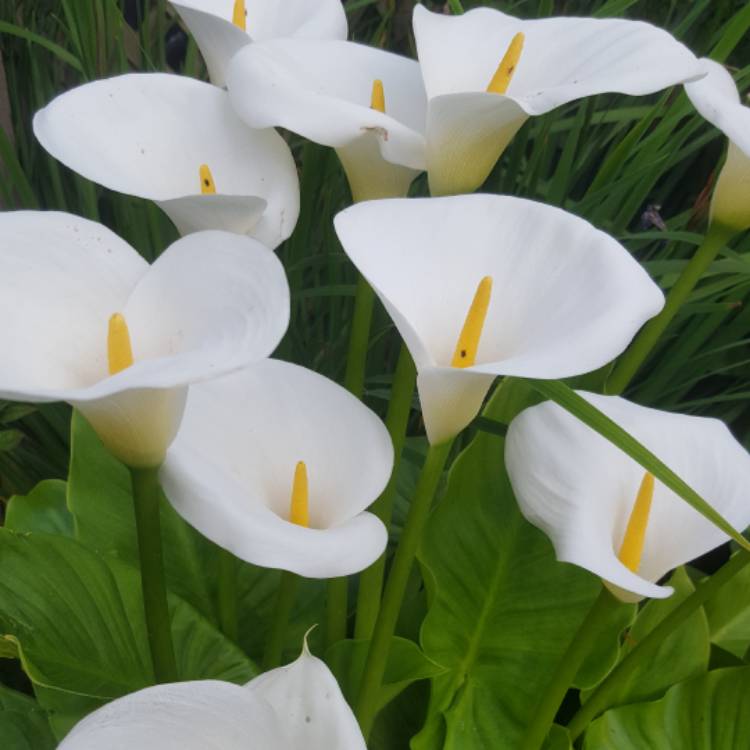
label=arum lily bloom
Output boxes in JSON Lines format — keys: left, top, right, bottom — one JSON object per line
{"left": 171, "top": 0, "right": 348, "bottom": 87}
{"left": 505, "top": 393, "right": 750, "bottom": 602}
{"left": 412, "top": 4, "right": 704, "bottom": 195}
{"left": 334, "top": 194, "right": 664, "bottom": 445}
{"left": 0, "top": 211, "right": 289, "bottom": 468}
{"left": 59, "top": 643, "right": 366, "bottom": 749}
{"left": 160, "top": 359, "right": 393, "bottom": 577}
{"left": 685, "top": 58, "right": 750, "bottom": 236}
{"left": 33, "top": 73, "right": 299, "bottom": 249}
{"left": 227, "top": 40, "right": 427, "bottom": 201}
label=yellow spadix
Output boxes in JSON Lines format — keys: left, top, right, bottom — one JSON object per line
{"left": 289, "top": 461, "right": 309, "bottom": 527}
{"left": 451, "top": 276, "right": 493, "bottom": 368}
{"left": 371, "top": 79, "right": 386, "bottom": 113}
{"left": 232, "top": 0, "right": 246, "bottom": 31}
{"left": 487, "top": 32, "right": 525, "bottom": 95}
{"left": 618, "top": 471, "right": 654, "bottom": 572}
{"left": 199, "top": 164, "right": 216, "bottom": 195}
{"left": 107, "top": 313, "right": 134, "bottom": 375}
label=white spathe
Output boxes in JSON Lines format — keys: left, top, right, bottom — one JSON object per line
{"left": 58, "top": 646, "right": 365, "bottom": 749}
{"left": 685, "top": 58, "right": 750, "bottom": 235}
{"left": 413, "top": 4, "right": 704, "bottom": 195}
{"left": 334, "top": 194, "right": 664, "bottom": 445}
{"left": 505, "top": 393, "right": 750, "bottom": 602}
{"left": 33, "top": 73, "right": 299, "bottom": 249}
{"left": 226, "top": 39, "right": 427, "bottom": 201}
{"left": 171, "top": 0, "right": 348, "bottom": 87}
{"left": 160, "top": 359, "right": 392, "bottom": 577}
{"left": 246, "top": 641, "right": 366, "bottom": 749}
{"left": 0, "top": 211, "right": 289, "bottom": 467}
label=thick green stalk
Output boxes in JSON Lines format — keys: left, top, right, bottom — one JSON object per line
{"left": 325, "top": 577, "right": 349, "bottom": 648}
{"left": 325, "top": 274, "right": 377, "bottom": 649}
{"left": 130, "top": 466, "right": 178, "bottom": 683}
{"left": 344, "top": 274, "right": 376, "bottom": 397}
{"left": 606, "top": 224, "right": 733, "bottom": 394}
{"left": 263, "top": 571, "right": 299, "bottom": 671}
{"left": 354, "top": 345, "right": 417, "bottom": 640}
{"left": 356, "top": 440, "right": 453, "bottom": 738}
{"left": 520, "top": 587, "right": 620, "bottom": 750}
{"left": 217, "top": 548, "right": 238, "bottom": 643}
{"left": 568, "top": 551, "right": 750, "bottom": 740}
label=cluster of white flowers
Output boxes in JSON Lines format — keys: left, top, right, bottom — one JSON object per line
{"left": 2, "top": 1, "right": 750, "bottom": 746}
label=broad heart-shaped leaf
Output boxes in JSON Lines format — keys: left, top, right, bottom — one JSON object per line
{"left": 68, "top": 411, "right": 217, "bottom": 622}
{"left": 704, "top": 552, "right": 750, "bottom": 659}
{"left": 581, "top": 567, "right": 710, "bottom": 710}
{"left": 523, "top": 379, "right": 750, "bottom": 552}
{"left": 370, "top": 682, "right": 431, "bottom": 750}
{"left": 326, "top": 636, "right": 445, "bottom": 711}
{"left": 0, "top": 529, "right": 257, "bottom": 738}
{"left": 574, "top": 600, "right": 635, "bottom": 691}
{"left": 0, "top": 685, "right": 56, "bottom": 750}
{"left": 5, "top": 479, "right": 73, "bottom": 537}
{"left": 415, "top": 393, "right": 601, "bottom": 749}
{"left": 582, "top": 666, "right": 750, "bottom": 749}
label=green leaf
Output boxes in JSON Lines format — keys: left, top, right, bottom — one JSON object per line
{"left": 0, "top": 20, "right": 83, "bottom": 71}
{"left": 546, "top": 725, "right": 573, "bottom": 750}
{"left": 414, "top": 391, "right": 600, "bottom": 749}
{"left": 237, "top": 565, "right": 326, "bottom": 664}
{"left": 704, "top": 552, "right": 750, "bottom": 659}
{"left": 5, "top": 480, "right": 74, "bottom": 537}
{"left": 0, "top": 403, "right": 36, "bottom": 424}
{"left": 583, "top": 667, "right": 750, "bottom": 749}
{"left": 67, "top": 412, "right": 216, "bottom": 621}
{"left": 326, "top": 636, "right": 445, "bottom": 711}
{"left": 0, "top": 685, "right": 56, "bottom": 750}
{"left": 582, "top": 567, "right": 710, "bottom": 710}
{"left": 370, "top": 682, "right": 430, "bottom": 750}
{"left": 574, "top": 600, "right": 636, "bottom": 691}
{"left": 0, "top": 530, "right": 256, "bottom": 736}
{"left": 0, "top": 429, "right": 23, "bottom": 452}
{"left": 523, "top": 379, "right": 750, "bottom": 552}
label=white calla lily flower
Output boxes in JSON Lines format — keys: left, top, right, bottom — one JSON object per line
{"left": 334, "top": 195, "right": 664, "bottom": 445}
{"left": 171, "top": 0, "right": 348, "bottom": 87}
{"left": 413, "top": 4, "right": 704, "bottom": 195}
{"left": 505, "top": 393, "right": 750, "bottom": 602}
{"left": 33, "top": 73, "right": 299, "bottom": 249}
{"left": 685, "top": 58, "right": 750, "bottom": 235}
{"left": 160, "top": 359, "right": 392, "bottom": 577}
{"left": 0, "top": 211, "right": 289, "bottom": 468}
{"left": 58, "top": 645, "right": 365, "bottom": 749}
{"left": 227, "top": 39, "right": 427, "bottom": 201}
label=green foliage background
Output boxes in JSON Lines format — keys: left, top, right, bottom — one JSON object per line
{"left": 0, "top": 1, "right": 749, "bottom": 748}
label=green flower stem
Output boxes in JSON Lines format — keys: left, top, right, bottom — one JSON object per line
{"left": 130, "top": 466, "right": 178, "bottom": 684}
{"left": 354, "top": 344, "right": 417, "bottom": 641}
{"left": 344, "top": 274, "right": 377, "bottom": 397}
{"left": 567, "top": 550, "right": 750, "bottom": 741}
{"left": 325, "top": 274, "right": 377, "bottom": 650}
{"left": 217, "top": 548, "right": 238, "bottom": 643}
{"left": 520, "top": 587, "right": 620, "bottom": 750}
{"left": 606, "top": 223, "right": 733, "bottom": 395}
{"left": 447, "top": 0, "right": 465, "bottom": 13}
{"left": 263, "top": 570, "right": 299, "bottom": 671}
{"left": 325, "top": 577, "right": 349, "bottom": 649}
{"left": 356, "top": 439, "right": 453, "bottom": 739}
